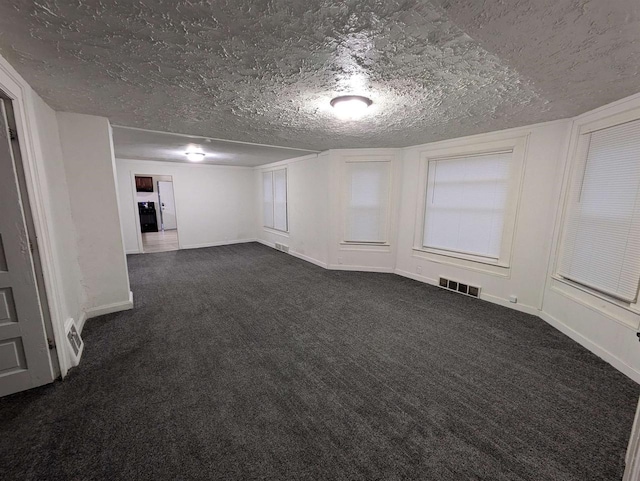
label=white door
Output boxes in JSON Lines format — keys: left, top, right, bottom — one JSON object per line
{"left": 158, "top": 181, "right": 177, "bottom": 230}
{"left": 0, "top": 98, "right": 53, "bottom": 397}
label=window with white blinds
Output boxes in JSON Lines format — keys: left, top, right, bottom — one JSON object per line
{"left": 423, "top": 151, "right": 512, "bottom": 259}
{"left": 273, "top": 169, "right": 288, "bottom": 231}
{"left": 263, "top": 168, "right": 287, "bottom": 231}
{"left": 344, "top": 160, "right": 391, "bottom": 243}
{"left": 558, "top": 119, "right": 640, "bottom": 303}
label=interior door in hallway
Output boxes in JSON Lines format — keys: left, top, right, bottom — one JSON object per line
{"left": 158, "top": 181, "right": 177, "bottom": 230}
{"left": 0, "top": 97, "right": 53, "bottom": 397}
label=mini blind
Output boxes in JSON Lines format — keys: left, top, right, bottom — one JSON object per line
{"left": 558, "top": 119, "right": 640, "bottom": 302}
{"left": 263, "top": 171, "right": 274, "bottom": 228}
{"left": 344, "top": 161, "right": 391, "bottom": 243}
{"left": 273, "top": 169, "right": 287, "bottom": 231}
{"left": 423, "top": 151, "right": 511, "bottom": 259}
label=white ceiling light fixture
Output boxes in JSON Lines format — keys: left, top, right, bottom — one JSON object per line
{"left": 330, "top": 95, "right": 373, "bottom": 120}
{"left": 185, "top": 149, "right": 206, "bottom": 162}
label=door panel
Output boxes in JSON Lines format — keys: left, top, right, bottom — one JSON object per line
{"left": 158, "top": 181, "right": 177, "bottom": 230}
{"left": 0, "top": 98, "right": 53, "bottom": 396}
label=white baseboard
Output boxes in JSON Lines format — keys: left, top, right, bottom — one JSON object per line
{"left": 126, "top": 249, "right": 141, "bottom": 255}
{"left": 180, "top": 238, "right": 256, "bottom": 250}
{"left": 480, "top": 292, "right": 541, "bottom": 316}
{"left": 395, "top": 268, "right": 540, "bottom": 316}
{"left": 394, "top": 268, "right": 438, "bottom": 286}
{"left": 539, "top": 311, "right": 640, "bottom": 384}
{"left": 84, "top": 291, "right": 134, "bottom": 320}
{"left": 256, "top": 239, "right": 329, "bottom": 269}
{"left": 289, "top": 250, "right": 328, "bottom": 269}
{"left": 256, "top": 238, "right": 275, "bottom": 249}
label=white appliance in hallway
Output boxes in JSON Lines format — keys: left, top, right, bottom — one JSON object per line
{"left": 0, "top": 97, "right": 54, "bottom": 396}
{"left": 157, "top": 181, "right": 177, "bottom": 230}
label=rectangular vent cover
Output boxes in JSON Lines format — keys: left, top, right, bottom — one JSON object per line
{"left": 274, "top": 243, "right": 290, "bottom": 253}
{"left": 438, "top": 277, "right": 481, "bottom": 298}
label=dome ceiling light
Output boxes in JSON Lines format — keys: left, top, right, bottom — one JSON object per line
{"left": 330, "top": 95, "right": 373, "bottom": 120}
{"left": 185, "top": 150, "right": 206, "bottom": 162}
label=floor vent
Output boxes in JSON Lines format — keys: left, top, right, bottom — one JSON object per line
{"left": 274, "top": 242, "right": 290, "bottom": 253}
{"left": 65, "top": 318, "right": 84, "bottom": 367}
{"left": 438, "top": 277, "right": 481, "bottom": 298}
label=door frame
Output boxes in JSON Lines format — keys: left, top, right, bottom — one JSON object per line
{"left": 130, "top": 172, "right": 180, "bottom": 253}
{"left": 157, "top": 180, "right": 177, "bottom": 231}
{"left": 0, "top": 56, "right": 69, "bottom": 377}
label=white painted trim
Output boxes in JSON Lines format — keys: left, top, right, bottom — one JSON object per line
{"left": 394, "top": 268, "right": 439, "bottom": 286}
{"left": 255, "top": 239, "right": 328, "bottom": 268}
{"left": 117, "top": 157, "right": 255, "bottom": 170}
{"left": 126, "top": 248, "right": 142, "bottom": 255}
{"left": 84, "top": 291, "right": 134, "bottom": 320}
{"left": 255, "top": 153, "right": 320, "bottom": 170}
{"left": 263, "top": 227, "right": 290, "bottom": 238}
{"left": 539, "top": 311, "right": 640, "bottom": 384}
{"left": 328, "top": 264, "right": 395, "bottom": 273}
{"left": 480, "top": 293, "right": 540, "bottom": 317}
{"left": 180, "top": 238, "right": 257, "bottom": 250}
{"left": 402, "top": 117, "right": 571, "bottom": 153}
{"left": 289, "top": 250, "right": 328, "bottom": 269}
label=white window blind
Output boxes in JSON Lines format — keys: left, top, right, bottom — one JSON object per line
{"left": 558, "top": 119, "right": 640, "bottom": 302}
{"left": 263, "top": 168, "right": 287, "bottom": 231}
{"left": 344, "top": 161, "right": 391, "bottom": 243}
{"left": 263, "top": 171, "right": 274, "bottom": 229}
{"left": 423, "top": 151, "right": 512, "bottom": 259}
{"left": 273, "top": 169, "right": 288, "bottom": 231}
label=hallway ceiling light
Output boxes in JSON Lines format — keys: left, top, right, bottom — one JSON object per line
{"left": 330, "top": 95, "right": 373, "bottom": 120}
{"left": 185, "top": 150, "right": 205, "bottom": 162}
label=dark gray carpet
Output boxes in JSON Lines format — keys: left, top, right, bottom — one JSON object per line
{"left": 1, "top": 242, "right": 638, "bottom": 480}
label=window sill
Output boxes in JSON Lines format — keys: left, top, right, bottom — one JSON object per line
{"left": 263, "top": 227, "right": 289, "bottom": 237}
{"left": 340, "top": 241, "right": 391, "bottom": 253}
{"left": 411, "top": 247, "right": 511, "bottom": 277}
{"left": 550, "top": 275, "right": 640, "bottom": 319}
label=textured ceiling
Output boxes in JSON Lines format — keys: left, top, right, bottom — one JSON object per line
{"left": 112, "top": 126, "right": 315, "bottom": 166}
{"left": 0, "top": 1, "right": 638, "bottom": 151}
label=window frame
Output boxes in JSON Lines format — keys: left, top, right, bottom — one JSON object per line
{"left": 262, "top": 167, "right": 288, "bottom": 234}
{"left": 412, "top": 135, "right": 528, "bottom": 272}
{"left": 552, "top": 108, "right": 640, "bottom": 312}
{"left": 341, "top": 156, "right": 393, "bottom": 246}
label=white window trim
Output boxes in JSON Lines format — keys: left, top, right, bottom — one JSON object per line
{"left": 262, "top": 166, "right": 288, "bottom": 233}
{"left": 341, "top": 155, "right": 393, "bottom": 246}
{"left": 412, "top": 135, "right": 528, "bottom": 272}
{"left": 552, "top": 107, "right": 640, "bottom": 315}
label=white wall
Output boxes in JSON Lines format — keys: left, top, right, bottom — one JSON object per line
{"left": 255, "top": 153, "right": 331, "bottom": 267}
{"left": 395, "top": 121, "right": 571, "bottom": 314}
{"left": 57, "top": 112, "right": 132, "bottom": 318}
{"left": 116, "top": 158, "right": 256, "bottom": 253}
{"left": 30, "top": 96, "right": 86, "bottom": 333}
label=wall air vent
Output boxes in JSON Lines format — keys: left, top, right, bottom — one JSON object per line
{"left": 438, "top": 277, "right": 481, "bottom": 298}
{"left": 65, "top": 318, "right": 84, "bottom": 367}
{"left": 274, "top": 242, "right": 290, "bottom": 253}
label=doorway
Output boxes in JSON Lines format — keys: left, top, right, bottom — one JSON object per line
{"left": 134, "top": 174, "right": 180, "bottom": 253}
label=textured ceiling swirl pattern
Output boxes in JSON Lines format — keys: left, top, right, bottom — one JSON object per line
{"left": 0, "top": 0, "right": 638, "bottom": 150}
